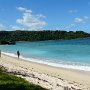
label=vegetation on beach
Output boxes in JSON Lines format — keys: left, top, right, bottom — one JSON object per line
{"left": 0, "top": 30, "right": 90, "bottom": 43}
{"left": 0, "top": 67, "right": 48, "bottom": 90}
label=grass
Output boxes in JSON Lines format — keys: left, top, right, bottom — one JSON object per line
{"left": 0, "top": 67, "right": 48, "bottom": 90}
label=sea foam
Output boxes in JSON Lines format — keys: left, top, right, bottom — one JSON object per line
{"left": 2, "top": 52, "right": 90, "bottom": 72}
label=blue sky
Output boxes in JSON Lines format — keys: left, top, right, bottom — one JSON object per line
{"left": 0, "top": 0, "right": 90, "bottom": 32}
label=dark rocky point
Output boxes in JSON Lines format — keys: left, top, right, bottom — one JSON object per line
{"left": 0, "top": 41, "right": 16, "bottom": 45}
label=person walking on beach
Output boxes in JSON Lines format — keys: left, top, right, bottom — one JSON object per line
{"left": 17, "top": 50, "right": 20, "bottom": 58}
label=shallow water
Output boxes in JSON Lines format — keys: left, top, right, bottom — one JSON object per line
{"left": 0, "top": 39, "right": 90, "bottom": 71}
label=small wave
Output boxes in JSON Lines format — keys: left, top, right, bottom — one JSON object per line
{"left": 2, "top": 52, "right": 90, "bottom": 72}
{"left": 2, "top": 52, "right": 17, "bottom": 57}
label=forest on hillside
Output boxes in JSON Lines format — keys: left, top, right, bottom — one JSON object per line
{"left": 0, "top": 30, "right": 90, "bottom": 43}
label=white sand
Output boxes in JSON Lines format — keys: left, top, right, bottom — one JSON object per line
{"left": 0, "top": 54, "right": 90, "bottom": 90}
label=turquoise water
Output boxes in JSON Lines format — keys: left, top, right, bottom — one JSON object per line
{"left": 0, "top": 39, "right": 90, "bottom": 71}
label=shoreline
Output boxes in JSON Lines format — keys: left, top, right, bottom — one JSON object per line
{"left": 2, "top": 52, "right": 90, "bottom": 72}
{"left": 15, "top": 37, "right": 90, "bottom": 42}
{"left": 0, "top": 54, "right": 90, "bottom": 90}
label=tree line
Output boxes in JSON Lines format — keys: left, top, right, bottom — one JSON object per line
{"left": 0, "top": 30, "right": 90, "bottom": 43}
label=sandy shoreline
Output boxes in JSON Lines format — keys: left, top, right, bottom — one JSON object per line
{"left": 0, "top": 54, "right": 90, "bottom": 90}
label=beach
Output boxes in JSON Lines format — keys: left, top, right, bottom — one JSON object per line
{"left": 0, "top": 54, "right": 90, "bottom": 90}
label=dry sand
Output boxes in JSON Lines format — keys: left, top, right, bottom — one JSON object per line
{"left": 0, "top": 54, "right": 90, "bottom": 90}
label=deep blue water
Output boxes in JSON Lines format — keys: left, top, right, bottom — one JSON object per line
{"left": 0, "top": 39, "right": 90, "bottom": 71}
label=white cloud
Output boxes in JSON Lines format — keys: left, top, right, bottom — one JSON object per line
{"left": 74, "top": 16, "right": 89, "bottom": 24}
{"left": 16, "top": 7, "right": 47, "bottom": 30}
{"left": 65, "top": 16, "right": 90, "bottom": 30}
{"left": 84, "top": 16, "right": 89, "bottom": 20}
{"left": 68, "top": 9, "right": 78, "bottom": 13}
{"left": 36, "top": 14, "right": 46, "bottom": 18}
{"left": 0, "top": 24, "right": 5, "bottom": 31}
{"left": 74, "top": 17, "right": 85, "bottom": 23}
{"left": 11, "top": 25, "right": 25, "bottom": 30}
{"left": 17, "top": 7, "right": 32, "bottom": 13}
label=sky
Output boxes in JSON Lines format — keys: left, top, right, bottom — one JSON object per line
{"left": 0, "top": 0, "right": 90, "bottom": 32}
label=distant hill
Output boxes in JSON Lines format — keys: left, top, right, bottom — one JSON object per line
{"left": 0, "top": 30, "right": 90, "bottom": 43}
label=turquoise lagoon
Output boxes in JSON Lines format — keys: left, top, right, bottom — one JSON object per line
{"left": 0, "top": 39, "right": 90, "bottom": 71}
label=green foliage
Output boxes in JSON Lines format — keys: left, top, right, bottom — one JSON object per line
{"left": 0, "top": 30, "right": 90, "bottom": 42}
{"left": 0, "top": 68, "right": 48, "bottom": 90}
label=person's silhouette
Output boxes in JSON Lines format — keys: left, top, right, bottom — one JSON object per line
{"left": 17, "top": 50, "right": 20, "bottom": 58}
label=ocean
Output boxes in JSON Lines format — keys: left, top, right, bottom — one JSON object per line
{"left": 0, "top": 39, "right": 90, "bottom": 71}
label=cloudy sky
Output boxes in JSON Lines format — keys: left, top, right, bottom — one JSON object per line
{"left": 0, "top": 0, "right": 90, "bottom": 32}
